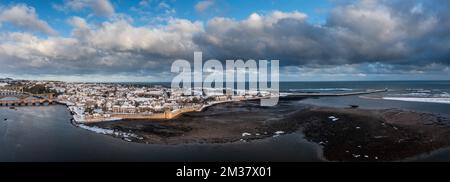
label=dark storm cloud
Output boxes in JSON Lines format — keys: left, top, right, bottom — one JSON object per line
{"left": 195, "top": 0, "right": 450, "bottom": 68}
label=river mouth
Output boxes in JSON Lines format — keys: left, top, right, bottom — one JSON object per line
{"left": 1, "top": 104, "right": 325, "bottom": 162}
{"left": 2, "top": 98, "right": 450, "bottom": 162}
{"left": 85, "top": 100, "right": 450, "bottom": 162}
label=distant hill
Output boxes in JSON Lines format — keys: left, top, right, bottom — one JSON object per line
{"left": 0, "top": 78, "right": 14, "bottom": 83}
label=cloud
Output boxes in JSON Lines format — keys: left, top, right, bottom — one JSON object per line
{"left": 0, "top": 17, "right": 203, "bottom": 76}
{"left": 195, "top": 0, "right": 449, "bottom": 67}
{"left": 0, "top": 4, "right": 57, "bottom": 35}
{"left": 131, "top": 0, "right": 176, "bottom": 24}
{"left": 78, "top": 18, "right": 202, "bottom": 56}
{"left": 195, "top": 0, "right": 215, "bottom": 13}
{"left": 54, "top": 0, "right": 115, "bottom": 17}
{"left": 1, "top": 0, "right": 450, "bottom": 80}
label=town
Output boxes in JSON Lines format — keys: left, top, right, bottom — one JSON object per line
{"left": 0, "top": 78, "right": 274, "bottom": 123}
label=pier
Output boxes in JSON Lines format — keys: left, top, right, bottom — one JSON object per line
{"left": 284, "top": 89, "right": 388, "bottom": 97}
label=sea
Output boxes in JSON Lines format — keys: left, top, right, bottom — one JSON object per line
{"left": 1, "top": 81, "right": 450, "bottom": 162}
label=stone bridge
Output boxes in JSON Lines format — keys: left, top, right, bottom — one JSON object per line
{"left": 0, "top": 87, "right": 54, "bottom": 107}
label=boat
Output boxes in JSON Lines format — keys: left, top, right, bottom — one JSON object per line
{"left": 349, "top": 105, "right": 359, "bottom": 108}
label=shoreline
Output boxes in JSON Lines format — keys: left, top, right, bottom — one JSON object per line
{"left": 56, "top": 89, "right": 450, "bottom": 161}
{"left": 4, "top": 97, "right": 450, "bottom": 161}
{"left": 86, "top": 101, "right": 450, "bottom": 161}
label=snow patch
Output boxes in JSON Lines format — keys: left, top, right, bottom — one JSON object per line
{"left": 77, "top": 124, "right": 143, "bottom": 141}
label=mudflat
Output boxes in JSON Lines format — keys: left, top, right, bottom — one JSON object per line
{"left": 89, "top": 103, "right": 450, "bottom": 161}
{"left": 283, "top": 107, "right": 450, "bottom": 161}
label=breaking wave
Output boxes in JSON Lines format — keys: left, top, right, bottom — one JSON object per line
{"left": 382, "top": 97, "right": 450, "bottom": 104}
{"left": 77, "top": 124, "right": 143, "bottom": 141}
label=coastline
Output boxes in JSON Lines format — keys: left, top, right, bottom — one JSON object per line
{"left": 55, "top": 88, "right": 450, "bottom": 161}
{"left": 4, "top": 90, "right": 450, "bottom": 161}
{"left": 85, "top": 101, "right": 450, "bottom": 161}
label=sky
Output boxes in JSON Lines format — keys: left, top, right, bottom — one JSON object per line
{"left": 0, "top": 0, "right": 449, "bottom": 82}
